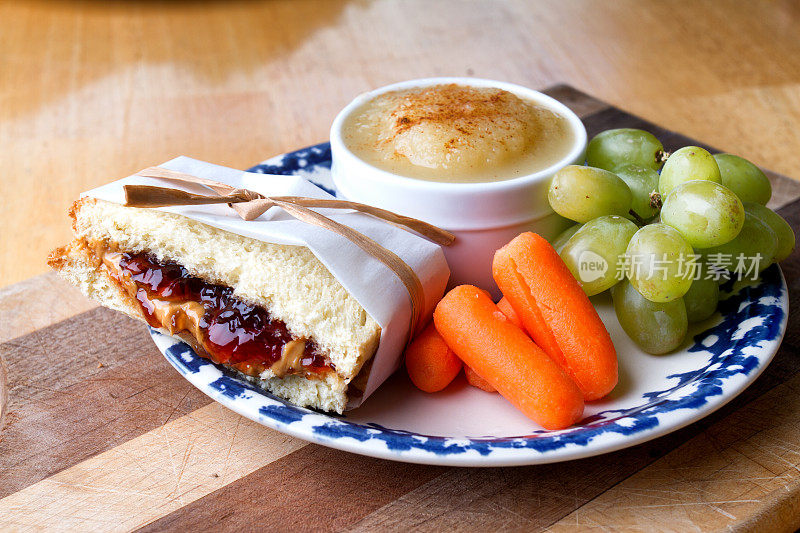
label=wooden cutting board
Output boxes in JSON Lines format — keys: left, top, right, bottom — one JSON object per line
{"left": 2, "top": 86, "right": 800, "bottom": 532}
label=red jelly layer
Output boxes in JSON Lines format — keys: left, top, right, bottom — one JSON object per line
{"left": 117, "top": 252, "right": 333, "bottom": 377}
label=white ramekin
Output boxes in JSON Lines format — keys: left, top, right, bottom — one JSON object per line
{"left": 330, "top": 77, "right": 587, "bottom": 295}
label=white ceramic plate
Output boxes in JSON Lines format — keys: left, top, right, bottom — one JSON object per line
{"left": 148, "top": 143, "right": 788, "bottom": 467}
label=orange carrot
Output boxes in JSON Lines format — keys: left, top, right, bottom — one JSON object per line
{"left": 492, "top": 232, "right": 617, "bottom": 401}
{"left": 464, "top": 365, "right": 497, "bottom": 393}
{"left": 496, "top": 296, "right": 522, "bottom": 328}
{"left": 405, "top": 322, "right": 462, "bottom": 393}
{"left": 434, "top": 285, "right": 584, "bottom": 429}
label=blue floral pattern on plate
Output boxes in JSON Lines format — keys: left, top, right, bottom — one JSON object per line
{"left": 147, "top": 145, "right": 788, "bottom": 466}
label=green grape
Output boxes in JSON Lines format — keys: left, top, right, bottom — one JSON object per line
{"left": 611, "top": 279, "right": 688, "bottom": 355}
{"left": 625, "top": 223, "right": 695, "bottom": 303}
{"left": 683, "top": 276, "right": 719, "bottom": 323}
{"left": 743, "top": 202, "right": 795, "bottom": 262}
{"left": 613, "top": 163, "right": 661, "bottom": 220}
{"left": 552, "top": 223, "right": 582, "bottom": 253}
{"left": 560, "top": 216, "right": 639, "bottom": 296}
{"left": 700, "top": 212, "right": 777, "bottom": 276}
{"left": 586, "top": 128, "right": 666, "bottom": 172}
{"left": 660, "top": 180, "right": 745, "bottom": 248}
{"left": 714, "top": 153, "right": 772, "bottom": 205}
{"left": 659, "top": 146, "right": 721, "bottom": 196}
{"left": 548, "top": 165, "right": 633, "bottom": 223}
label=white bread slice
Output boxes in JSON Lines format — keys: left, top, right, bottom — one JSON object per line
{"left": 48, "top": 198, "right": 383, "bottom": 413}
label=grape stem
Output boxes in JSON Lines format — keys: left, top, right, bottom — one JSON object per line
{"left": 656, "top": 149, "right": 671, "bottom": 164}
{"left": 628, "top": 209, "right": 648, "bottom": 226}
{"left": 627, "top": 192, "right": 663, "bottom": 225}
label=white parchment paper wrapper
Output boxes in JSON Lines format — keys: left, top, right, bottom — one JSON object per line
{"left": 84, "top": 156, "right": 450, "bottom": 408}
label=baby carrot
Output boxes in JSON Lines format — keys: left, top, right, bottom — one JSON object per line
{"left": 496, "top": 296, "right": 523, "bottom": 328}
{"left": 464, "top": 365, "right": 497, "bottom": 393}
{"left": 405, "top": 322, "right": 462, "bottom": 393}
{"left": 493, "top": 232, "right": 617, "bottom": 401}
{"left": 434, "top": 285, "right": 584, "bottom": 430}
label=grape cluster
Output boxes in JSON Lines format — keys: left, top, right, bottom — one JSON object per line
{"left": 548, "top": 129, "right": 795, "bottom": 355}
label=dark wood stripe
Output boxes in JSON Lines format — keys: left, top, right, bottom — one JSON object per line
{"left": 774, "top": 199, "right": 800, "bottom": 356}
{"left": 136, "top": 444, "right": 448, "bottom": 532}
{"left": 543, "top": 84, "right": 612, "bottom": 118}
{"left": 0, "top": 307, "right": 211, "bottom": 497}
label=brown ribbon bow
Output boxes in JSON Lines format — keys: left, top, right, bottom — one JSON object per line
{"left": 123, "top": 167, "right": 455, "bottom": 337}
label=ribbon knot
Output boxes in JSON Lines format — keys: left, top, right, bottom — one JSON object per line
{"left": 123, "top": 167, "right": 455, "bottom": 338}
{"left": 230, "top": 188, "right": 264, "bottom": 203}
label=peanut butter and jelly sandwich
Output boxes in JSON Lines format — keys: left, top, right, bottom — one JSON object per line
{"left": 48, "top": 158, "right": 450, "bottom": 413}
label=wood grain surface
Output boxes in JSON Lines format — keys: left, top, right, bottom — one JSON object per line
{"left": 1, "top": 87, "right": 800, "bottom": 532}
{"left": 2, "top": 0, "right": 800, "bottom": 287}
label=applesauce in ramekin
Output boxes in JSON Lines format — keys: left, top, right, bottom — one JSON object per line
{"left": 330, "top": 78, "right": 587, "bottom": 294}
{"left": 342, "top": 84, "right": 575, "bottom": 184}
